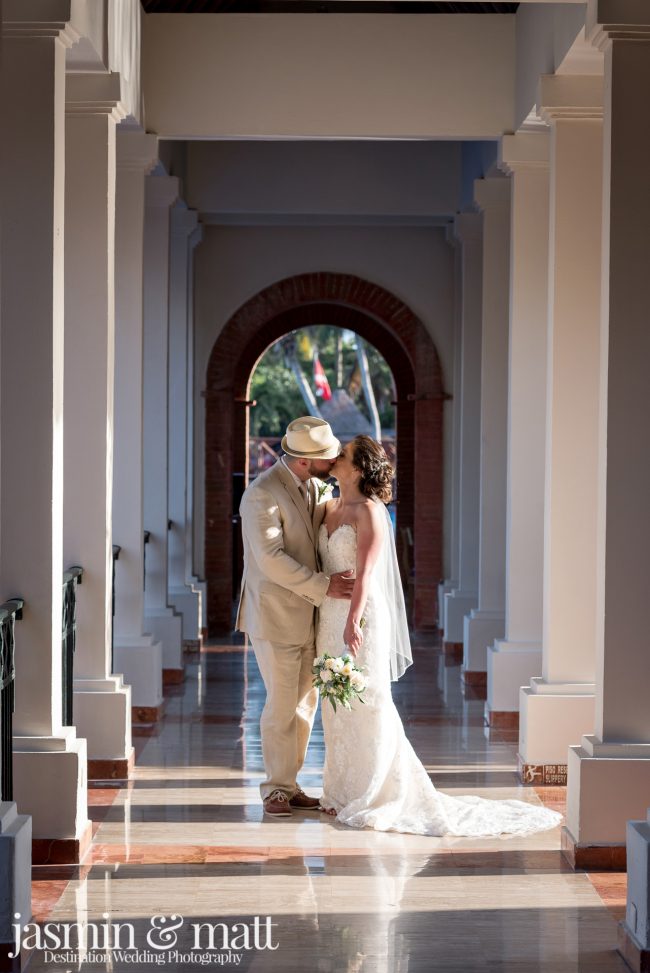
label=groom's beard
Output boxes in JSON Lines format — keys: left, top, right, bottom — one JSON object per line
{"left": 308, "top": 459, "right": 336, "bottom": 478}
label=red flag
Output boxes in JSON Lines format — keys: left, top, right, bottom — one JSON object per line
{"left": 313, "top": 354, "right": 332, "bottom": 401}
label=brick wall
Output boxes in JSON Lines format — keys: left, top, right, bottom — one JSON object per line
{"left": 204, "top": 273, "right": 446, "bottom": 635}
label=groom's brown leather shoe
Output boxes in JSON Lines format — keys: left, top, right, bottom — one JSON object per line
{"left": 263, "top": 790, "right": 292, "bottom": 816}
{"left": 289, "top": 788, "right": 321, "bottom": 811}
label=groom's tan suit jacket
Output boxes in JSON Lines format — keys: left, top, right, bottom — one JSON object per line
{"left": 236, "top": 460, "right": 330, "bottom": 645}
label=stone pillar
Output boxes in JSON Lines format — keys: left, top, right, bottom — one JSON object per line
{"left": 0, "top": 1, "right": 91, "bottom": 862}
{"left": 618, "top": 808, "right": 650, "bottom": 969}
{"left": 167, "top": 205, "right": 203, "bottom": 646}
{"left": 63, "top": 73, "right": 134, "bottom": 780}
{"left": 462, "top": 177, "right": 510, "bottom": 692}
{"left": 486, "top": 133, "right": 550, "bottom": 727}
{"left": 112, "top": 128, "right": 164, "bottom": 722}
{"left": 564, "top": 2, "right": 650, "bottom": 866}
{"left": 438, "top": 232, "right": 462, "bottom": 634}
{"left": 518, "top": 75, "right": 603, "bottom": 788}
{"left": 143, "top": 173, "right": 183, "bottom": 680}
{"left": 443, "top": 214, "right": 482, "bottom": 652}
{"left": 184, "top": 225, "right": 207, "bottom": 638}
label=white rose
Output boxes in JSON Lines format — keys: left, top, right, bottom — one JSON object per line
{"left": 320, "top": 669, "right": 333, "bottom": 683}
{"left": 350, "top": 673, "right": 366, "bottom": 692}
{"left": 330, "top": 657, "right": 345, "bottom": 673}
{"left": 325, "top": 658, "right": 337, "bottom": 671}
{"left": 341, "top": 662, "right": 353, "bottom": 678}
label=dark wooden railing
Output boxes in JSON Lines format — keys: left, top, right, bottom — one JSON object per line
{"left": 111, "top": 545, "right": 121, "bottom": 674}
{"left": 0, "top": 598, "right": 24, "bottom": 802}
{"left": 62, "top": 567, "right": 83, "bottom": 726}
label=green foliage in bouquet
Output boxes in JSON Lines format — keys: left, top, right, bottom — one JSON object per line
{"left": 312, "top": 652, "right": 367, "bottom": 712}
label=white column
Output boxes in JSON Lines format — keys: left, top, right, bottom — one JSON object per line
{"left": 463, "top": 177, "right": 510, "bottom": 683}
{"left": 566, "top": 3, "right": 650, "bottom": 857}
{"left": 518, "top": 76, "right": 603, "bottom": 786}
{"left": 0, "top": 3, "right": 90, "bottom": 853}
{"left": 112, "top": 128, "right": 163, "bottom": 718}
{"left": 486, "top": 132, "right": 550, "bottom": 724}
{"left": 143, "top": 174, "right": 183, "bottom": 675}
{"left": 184, "top": 225, "right": 207, "bottom": 637}
{"left": 438, "top": 231, "right": 462, "bottom": 633}
{"left": 63, "top": 73, "right": 133, "bottom": 777}
{"left": 620, "top": 808, "right": 650, "bottom": 961}
{"left": 167, "top": 205, "right": 203, "bottom": 644}
{"left": 443, "top": 214, "right": 482, "bottom": 646}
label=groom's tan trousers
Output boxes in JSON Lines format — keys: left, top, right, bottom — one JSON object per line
{"left": 251, "top": 631, "right": 319, "bottom": 801}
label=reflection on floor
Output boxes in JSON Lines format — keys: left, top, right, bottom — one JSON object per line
{"left": 29, "top": 636, "right": 629, "bottom": 972}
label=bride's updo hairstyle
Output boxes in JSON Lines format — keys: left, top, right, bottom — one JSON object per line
{"left": 351, "top": 435, "right": 394, "bottom": 504}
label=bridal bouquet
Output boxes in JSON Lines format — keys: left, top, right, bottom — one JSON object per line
{"left": 313, "top": 653, "right": 367, "bottom": 712}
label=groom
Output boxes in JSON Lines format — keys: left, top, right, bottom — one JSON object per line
{"left": 236, "top": 417, "right": 354, "bottom": 816}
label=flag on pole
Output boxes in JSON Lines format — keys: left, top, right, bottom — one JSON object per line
{"left": 313, "top": 354, "right": 332, "bottom": 401}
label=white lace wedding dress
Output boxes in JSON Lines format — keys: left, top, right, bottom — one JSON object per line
{"left": 317, "top": 522, "right": 563, "bottom": 837}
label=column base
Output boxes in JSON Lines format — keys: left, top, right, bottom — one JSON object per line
{"left": 0, "top": 803, "right": 31, "bottom": 951}
{"left": 487, "top": 638, "right": 542, "bottom": 714}
{"left": 32, "top": 818, "right": 93, "bottom": 865}
{"left": 561, "top": 825, "right": 626, "bottom": 871}
{"left": 518, "top": 679, "right": 595, "bottom": 767}
{"left": 618, "top": 922, "right": 650, "bottom": 973}
{"left": 463, "top": 608, "right": 504, "bottom": 676}
{"left": 132, "top": 698, "right": 167, "bottom": 725}
{"left": 88, "top": 748, "right": 135, "bottom": 781}
{"left": 145, "top": 609, "right": 183, "bottom": 670}
{"left": 442, "top": 640, "right": 463, "bottom": 662}
{"left": 12, "top": 732, "right": 91, "bottom": 864}
{"left": 484, "top": 705, "right": 519, "bottom": 730}
{"left": 461, "top": 669, "right": 487, "bottom": 699}
{"left": 169, "top": 584, "right": 201, "bottom": 641}
{"left": 162, "top": 665, "right": 185, "bottom": 687}
{"left": 437, "top": 579, "right": 457, "bottom": 634}
{"left": 73, "top": 675, "right": 132, "bottom": 770}
{"left": 616, "top": 814, "right": 650, "bottom": 963}
{"left": 566, "top": 739, "right": 650, "bottom": 850}
{"left": 113, "top": 633, "right": 163, "bottom": 709}
{"left": 443, "top": 589, "right": 477, "bottom": 642}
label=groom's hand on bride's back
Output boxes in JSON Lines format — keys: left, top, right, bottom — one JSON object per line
{"left": 326, "top": 570, "right": 355, "bottom": 599}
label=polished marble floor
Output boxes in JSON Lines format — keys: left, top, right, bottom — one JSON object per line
{"left": 28, "top": 637, "right": 628, "bottom": 972}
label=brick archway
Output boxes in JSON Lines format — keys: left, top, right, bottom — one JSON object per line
{"left": 205, "top": 272, "right": 446, "bottom": 635}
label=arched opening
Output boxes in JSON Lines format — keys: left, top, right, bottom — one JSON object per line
{"left": 204, "top": 272, "right": 446, "bottom": 637}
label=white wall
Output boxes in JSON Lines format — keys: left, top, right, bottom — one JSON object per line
{"left": 514, "top": 3, "right": 586, "bottom": 126}
{"left": 185, "top": 140, "right": 461, "bottom": 220}
{"left": 192, "top": 224, "right": 455, "bottom": 578}
{"left": 142, "top": 13, "right": 515, "bottom": 139}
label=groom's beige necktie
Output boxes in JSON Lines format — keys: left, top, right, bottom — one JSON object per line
{"left": 299, "top": 481, "right": 310, "bottom": 510}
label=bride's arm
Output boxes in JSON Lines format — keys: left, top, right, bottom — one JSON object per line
{"left": 344, "top": 502, "right": 384, "bottom": 655}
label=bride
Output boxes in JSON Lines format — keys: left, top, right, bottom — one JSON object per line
{"left": 317, "top": 435, "right": 562, "bottom": 838}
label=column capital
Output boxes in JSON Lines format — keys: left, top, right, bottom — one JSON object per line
{"left": 498, "top": 132, "right": 550, "bottom": 176}
{"left": 117, "top": 129, "right": 159, "bottom": 175}
{"left": 66, "top": 73, "right": 127, "bottom": 122}
{"left": 587, "top": 0, "right": 650, "bottom": 49}
{"left": 538, "top": 75, "right": 604, "bottom": 122}
{"left": 2, "top": 0, "right": 79, "bottom": 45}
{"left": 452, "top": 211, "right": 482, "bottom": 246}
{"left": 189, "top": 225, "right": 204, "bottom": 251}
{"left": 146, "top": 174, "right": 180, "bottom": 210}
{"left": 171, "top": 204, "right": 200, "bottom": 240}
{"left": 473, "top": 176, "right": 510, "bottom": 214}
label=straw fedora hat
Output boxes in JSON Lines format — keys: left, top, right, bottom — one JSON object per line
{"left": 281, "top": 416, "right": 341, "bottom": 460}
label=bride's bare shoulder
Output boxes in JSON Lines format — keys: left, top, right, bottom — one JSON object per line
{"left": 354, "top": 498, "right": 384, "bottom": 531}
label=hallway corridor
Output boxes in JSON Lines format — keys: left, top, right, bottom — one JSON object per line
{"left": 29, "top": 639, "right": 627, "bottom": 972}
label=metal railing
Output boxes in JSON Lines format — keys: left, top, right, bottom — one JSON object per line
{"left": 62, "top": 567, "right": 83, "bottom": 726}
{"left": 111, "top": 546, "right": 121, "bottom": 674}
{"left": 0, "top": 598, "right": 24, "bottom": 802}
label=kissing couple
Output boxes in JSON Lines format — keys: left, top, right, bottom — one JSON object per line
{"left": 237, "top": 417, "right": 561, "bottom": 837}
